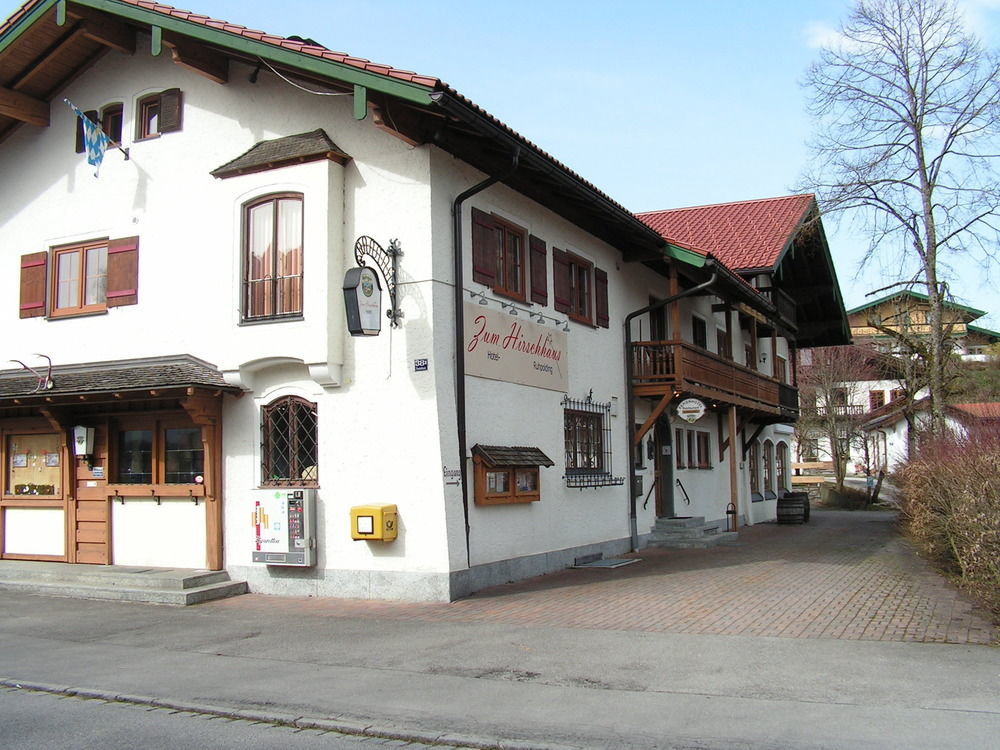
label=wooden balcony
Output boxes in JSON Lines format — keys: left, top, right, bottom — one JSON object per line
{"left": 631, "top": 340, "right": 798, "bottom": 419}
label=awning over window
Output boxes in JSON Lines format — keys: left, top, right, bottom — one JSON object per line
{"left": 210, "top": 128, "right": 351, "bottom": 179}
{"left": 472, "top": 444, "right": 554, "bottom": 468}
{"left": 0, "top": 354, "right": 240, "bottom": 404}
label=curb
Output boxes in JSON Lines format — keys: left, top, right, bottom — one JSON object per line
{"left": 0, "top": 678, "right": 581, "bottom": 750}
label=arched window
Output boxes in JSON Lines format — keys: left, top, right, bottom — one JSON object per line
{"left": 243, "top": 193, "right": 303, "bottom": 321}
{"left": 749, "top": 441, "right": 760, "bottom": 497}
{"left": 776, "top": 441, "right": 788, "bottom": 491}
{"left": 261, "top": 396, "right": 317, "bottom": 486}
{"left": 763, "top": 440, "right": 774, "bottom": 494}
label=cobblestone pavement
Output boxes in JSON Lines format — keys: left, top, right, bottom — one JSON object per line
{"left": 217, "top": 509, "right": 997, "bottom": 645}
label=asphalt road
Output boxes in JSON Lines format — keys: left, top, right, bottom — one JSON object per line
{"left": 0, "top": 686, "right": 472, "bottom": 750}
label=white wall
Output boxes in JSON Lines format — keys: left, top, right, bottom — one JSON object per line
{"left": 3, "top": 508, "right": 65, "bottom": 556}
{"left": 112, "top": 498, "right": 206, "bottom": 568}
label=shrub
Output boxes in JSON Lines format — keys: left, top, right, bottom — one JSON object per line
{"left": 897, "top": 424, "right": 1000, "bottom": 618}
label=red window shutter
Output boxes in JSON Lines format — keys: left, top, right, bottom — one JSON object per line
{"left": 76, "top": 110, "right": 98, "bottom": 154}
{"left": 19, "top": 252, "right": 48, "bottom": 318}
{"left": 471, "top": 207, "right": 496, "bottom": 286}
{"left": 552, "top": 248, "right": 571, "bottom": 313}
{"left": 595, "top": 267, "right": 609, "bottom": 328}
{"left": 529, "top": 234, "right": 547, "bottom": 305}
{"left": 106, "top": 236, "right": 139, "bottom": 307}
{"left": 158, "top": 89, "right": 183, "bottom": 133}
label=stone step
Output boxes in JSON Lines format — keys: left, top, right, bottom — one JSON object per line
{"left": 649, "top": 525, "right": 722, "bottom": 540}
{"left": 646, "top": 531, "right": 740, "bottom": 549}
{"left": 0, "top": 561, "right": 247, "bottom": 605}
{"left": 0, "top": 578, "right": 248, "bottom": 605}
{"left": 652, "top": 516, "right": 706, "bottom": 529}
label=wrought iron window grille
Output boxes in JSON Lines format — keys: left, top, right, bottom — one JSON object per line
{"left": 561, "top": 393, "right": 625, "bottom": 489}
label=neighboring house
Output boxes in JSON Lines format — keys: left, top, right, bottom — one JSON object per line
{"left": 0, "top": 0, "right": 848, "bottom": 600}
{"left": 795, "top": 289, "right": 999, "bottom": 476}
{"left": 864, "top": 399, "right": 1000, "bottom": 472}
{"left": 848, "top": 290, "right": 1000, "bottom": 362}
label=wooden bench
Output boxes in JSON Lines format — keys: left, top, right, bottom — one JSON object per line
{"left": 791, "top": 461, "right": 834, "bottom": 486}
{"left": 793, "top": 461, "right": 834, "bottom": 473}
{"left": 791, "top": 475, "right": 828, "bottom": 485}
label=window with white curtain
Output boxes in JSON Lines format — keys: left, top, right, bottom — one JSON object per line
{"left": 243, "top": 193, "right": 303, "bottom": 321}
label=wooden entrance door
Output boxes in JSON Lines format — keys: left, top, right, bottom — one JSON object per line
{"left": 74, "top": 487, "right": 110, "bottom": 564}
{"left": 653, "top": 420, "right": 675, "bottom": 518}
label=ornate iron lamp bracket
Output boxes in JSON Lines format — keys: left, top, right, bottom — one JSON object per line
{"left": 353, "top": 236, "right": 403, "bottom": 327}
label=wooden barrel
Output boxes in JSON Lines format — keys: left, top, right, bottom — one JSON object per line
{"left": 777, "top": 494, "right": 807, "bottom": 524}
{"left": 783, "top": 491, "right": 811, "bottom": 523}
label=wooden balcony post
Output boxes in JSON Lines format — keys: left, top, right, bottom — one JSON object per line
{"left": 728, "top": 405, "right": 739, "bottom": 524}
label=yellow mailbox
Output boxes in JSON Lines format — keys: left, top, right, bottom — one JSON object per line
{"left": 350, "top": 504, "right": 398, "bottom": 541}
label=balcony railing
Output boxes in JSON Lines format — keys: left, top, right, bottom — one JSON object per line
{"left": 632, "top": 340, "right": 796, "bottom": 416}
{"left": 809, "top": 404, "right": 867, "bottom": 417}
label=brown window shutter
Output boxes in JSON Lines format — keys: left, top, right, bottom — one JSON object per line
{"left": 552, "top": 248, "right": 571, "bottom": 313}
{"left": 19, "top": 252, "right": 48, "bottom": 318}
{"left": 75, "top": 110, "right": 98, "bottom": 154}
{"left": 595, "top": 267, "right": 609, "bottom": 328}
{"left": 106, "top": 236, "right": 139, "bottom": 307}
{"left": 471, "top": 207, "right": 496, "bottom": 286}
{"left": 529, "top": 234, "right": 547, "bottom": 305}
{"left": 158, "top": 89, "right": 183, "bottom": 133}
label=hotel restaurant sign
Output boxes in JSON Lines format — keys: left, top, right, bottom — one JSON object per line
{"left": 464, "top": 302, "right": 568, "bottom": 392}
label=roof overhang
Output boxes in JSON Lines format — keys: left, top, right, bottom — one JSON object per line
{"left": 0, "top": 354, "right": 241, "bottom": 409}
{"left": 1, "top": 0, "right": 669, "bottom": 263}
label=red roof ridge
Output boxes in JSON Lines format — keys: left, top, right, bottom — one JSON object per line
{"left": 0, "top": 0, "right": 447, "bottom": 88}
{"left": 636, "top": 193, "right": 815, "bottom": 217}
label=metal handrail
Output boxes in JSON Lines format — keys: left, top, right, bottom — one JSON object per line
{"left": 675, "top": 478, "right": 692, "bottom": 505}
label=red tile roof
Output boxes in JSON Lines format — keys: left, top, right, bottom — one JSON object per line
{"left": 0, "top": 0, "right": 440, "bottom": 86}
{"left": 637, "top": 194, "right": 816, "bottom": 272}
{"left": 952, "top": 403, "right": 1000, "bottom": 420}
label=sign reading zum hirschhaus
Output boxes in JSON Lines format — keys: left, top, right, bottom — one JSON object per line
{"left": 464, "top": 302, "right": 568, "bottom": 392}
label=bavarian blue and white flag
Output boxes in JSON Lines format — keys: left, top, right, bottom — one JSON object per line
{"left": 65, "top": 99, "right": 110, "bottom": 177}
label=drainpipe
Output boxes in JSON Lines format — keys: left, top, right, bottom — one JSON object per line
{"left": 449, "top": 149, "right": 520, "bottom": 567}
{"left": 623, "top": 266, "right": 718, "bottom": 551}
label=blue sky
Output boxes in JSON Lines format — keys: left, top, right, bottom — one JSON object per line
{"left": 6, "top": 0, "right": 1000, "bottom": 326}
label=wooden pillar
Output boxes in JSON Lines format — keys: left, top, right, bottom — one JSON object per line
{"left": 771, "top": 328, "right": 778, "bottom": 378}
{"left": 728, "top": 405, "right": 740, "bottom": 527}
{"left": 182, "top": 394, "right": 224, "bottom": 570}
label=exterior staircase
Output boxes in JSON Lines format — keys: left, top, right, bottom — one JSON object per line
{"left": 646, "top": 516, "right": 739, "bottom": 549}
{"left": 0, "top": 560, "right": 247, "bottom": 605}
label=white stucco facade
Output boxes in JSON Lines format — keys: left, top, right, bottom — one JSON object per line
{"left": 2, "top": 14, "right": 816, "bottom": 600}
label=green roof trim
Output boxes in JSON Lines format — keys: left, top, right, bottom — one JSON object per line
{"left": 663, "top": 243, "right": 707, "bottom": 268}
{"left": 1, "top": 0, "right": 437, "bottom": 105}
{"left": 0, "top": 0, "right": 57, "bottom": 55}
{"left": 847, "top": 290, "right": 985, "bottom": 319}
{"left": 968, "top": 323, "right": 1000, "bottom": 340}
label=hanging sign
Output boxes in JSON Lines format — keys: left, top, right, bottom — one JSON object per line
{"left": 343, "top": 266, "right": 383, "bottom": 336}
{"left": 677, "top": 398, "right": 706, "bottom": 423}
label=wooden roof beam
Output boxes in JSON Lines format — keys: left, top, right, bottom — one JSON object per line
{"left": 162, "top": 32, "right": 229, "bottom": 84}
{"left": 0, "top": 86, "right": 48, "bottom": 126}
{"left": 67, "top": 6, "right": 136, "bottom": 55}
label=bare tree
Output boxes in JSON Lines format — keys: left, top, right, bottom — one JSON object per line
{"left": 797, "top": 345, "right": 887, "bottom": 489}
{"left": 800, "top": 0, "right": 1000, "bottom": 434}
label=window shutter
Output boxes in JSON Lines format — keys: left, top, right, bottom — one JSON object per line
{"left": 552, "top": 248, "right": 571, "bottom": 313}
{"left": 529, "top": 234, "right": 547, "bottom": 305}
{"left": 19, "top": 252, "right": 48, "bottom": 318}
{"left": 595, "top": 267, "right": 609, "bottom": 328}
{"left": 158, "top": 89, "right": 183, "bottom": 133}
{"left": 75, "top": 110, "right": 98, "bottom": 154}
{"left": 106, "top": 236, "right": 139, "bottom": 307}
{"left": 471, "top": 207, "right": 496, "bottom": 286}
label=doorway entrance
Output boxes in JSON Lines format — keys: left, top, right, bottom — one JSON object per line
{"left": 654, "top": 419, "right": 675, "bottom": 518}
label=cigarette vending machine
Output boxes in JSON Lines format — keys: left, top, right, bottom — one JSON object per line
{"left": 250, "top": 488, "right": 317, "bottom": 566}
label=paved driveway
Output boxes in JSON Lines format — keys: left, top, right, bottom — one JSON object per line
{"left": 218, "top": 508, "right": 996, "bottom": 644}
